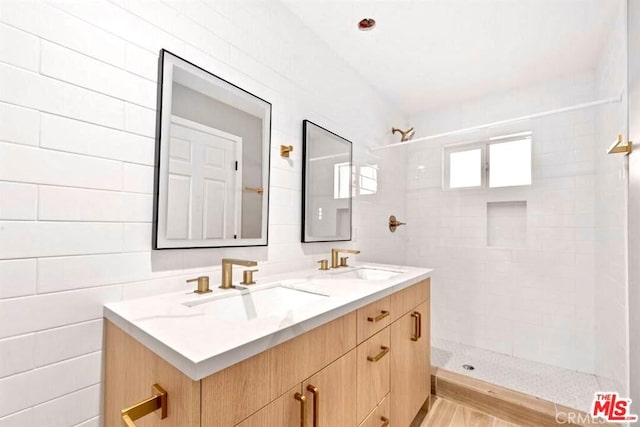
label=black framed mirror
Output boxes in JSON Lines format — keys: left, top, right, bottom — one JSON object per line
{"left": 154, "top": 50, "right": 271, "bottom": 249}
{"left": 301, "top": 120, "right": 353, "bottom": 243}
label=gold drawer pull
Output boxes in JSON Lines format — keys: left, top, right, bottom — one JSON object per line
{"left": 294, "top": 392, "right": 307, "bottom": 427}
{"left": 381, "top": 416, "right": 390, "bottom": 427}
{"left": 367, "top": 310, "right": 390, "bottom": 323}
{"left": 367, "top": 346, "right": 390, "bottom": 362}
{"left": 307, "top": 384, "right": 319, "bottom": 427}
{"left": 411, "top": 311, "right": 422, "bottom": 341}
{"left": 121, "top": 384, "right": 167, "bottom": 427}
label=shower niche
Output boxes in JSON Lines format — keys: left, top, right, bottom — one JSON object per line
{"left": 486, "top": 201, "right": 527, "bottom": 248}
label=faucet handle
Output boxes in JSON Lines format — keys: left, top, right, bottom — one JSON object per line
{"left": 340, "top": 256, "right": 350, "bottom": 267}
{"left": 186, "top": 276, "right": 211, "bottom": 294}
{"left": 317, "top": 260, "right": 329, "bottom": 271}
{"left": 240, "top": 269, "right": 258, "bottom": 285}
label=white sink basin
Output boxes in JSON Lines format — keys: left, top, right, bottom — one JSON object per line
{"left": 332, "top": 267, "right": 403, "bottom": 280}
{"left": 183, "top": 284, "right": 329, "bottom": 321}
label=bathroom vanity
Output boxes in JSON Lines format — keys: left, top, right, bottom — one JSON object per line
{"left": 104, "top": 263, "right": 431, "bottom": 426}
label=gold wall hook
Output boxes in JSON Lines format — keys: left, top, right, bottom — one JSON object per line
{"left": 280, "top": 145, "right": 294, "bottom": 157}
{"left": 388, "top": 215, "right": 406, "bottom": 232}
{"left": 121, "top": 384, "right": 167, "bottom": 427}
{"left": 608, "top": 134, "right": 633, "bottom": 155}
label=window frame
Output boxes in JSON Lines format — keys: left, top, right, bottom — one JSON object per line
{"left": 442, "top": 132, "right": 533, "bottom": 190}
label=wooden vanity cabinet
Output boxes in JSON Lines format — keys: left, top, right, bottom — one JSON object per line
{"left": 104, "top": 279, "right": 430, "bottom": 427}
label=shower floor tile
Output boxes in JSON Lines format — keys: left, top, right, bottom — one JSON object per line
{"left": 432, "top": 339, "right": 622, "bottom": 413}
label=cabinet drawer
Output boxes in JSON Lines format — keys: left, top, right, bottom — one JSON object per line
{"left": 235, "top": 385, "right": 302, "bottom": 427}
{"left": 390, "top": 279, "right": 430, "bottom": 322}
{"left": 357, "top": 328, "right": 391, "bottom": 423}
{"left": 357, "top": 296, "right": 391, "bottom": 344}
{"left": 360, "top": 395, "right": 390, "bottom": 427}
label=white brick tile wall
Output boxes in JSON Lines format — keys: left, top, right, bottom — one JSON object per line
{"left": 122, "top": 223, "right": 152, "bottom": 252}
{"left": 0, "top": 0, "right": 405, "bottom": 423}
{"left": 0, "top": 182, "right": 37, "bottom": 220}
{"left": 0, "top": 64, "right": 125, "bottom": 129}
{"left": 0, "top": 409, "right": 31, "bottom": 427}
{"left": 0, "top": 103, "right": 40, "bottom": 147}
{"left": 0, "top": 25, "right": 40, "bottom": 72}
{"left": 37, "top": 253, "right": 153, "bottom": 293}
{"left": 123, "top": 103, "right": 155, "bottom": 137}
{"left": 40, "top": 113, "right": 154, "bottom": 165}
{"left": 33, "top": 321, "right": 103, "bottom": 368}
{"left": 0, "top": 260, "right": 37, "bottom": 299}
{"left": 40, "top": 41, "right": 157, "bottom": 108}
{"left": 0, "top": 0, "right": 126, "bottom": 67}
{"left": 31, "top": 384, "right": 101, "bottom": 427}
{"left": 0, "top": 143, "right": 123, "bottom": 191}
{"left": 0, "top": 334, "right": 34, "bottom": 378}
{"left": 0, "top": 286, "right": 121, "bottom": 338}
{"left": 122, "top": 163, "right": 154, "bottom": 194}
{"left": 0, "top": 222, "right": 123, "bottom": 259}
{"left": 38, "top": 187, "right": 151, "bottom": 223}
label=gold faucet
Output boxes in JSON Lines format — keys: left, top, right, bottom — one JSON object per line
{"left": 330, "top": 248, "right": 360, "bottom": 269}
{"left": 220, "top": 258, "right": 258, "bottom": 289}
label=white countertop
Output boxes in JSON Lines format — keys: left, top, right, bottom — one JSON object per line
{"left": 104, "top": 262, "right": 432, "bottom": 381}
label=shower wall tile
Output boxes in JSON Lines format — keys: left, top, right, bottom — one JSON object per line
{"left": 407, "top": 72, "right": 599, "bottom": 374}
{"left": 0, "top": 0, "right": 406, "bottom": 420}
{"left": 593, "top": 1, "right": 629, "bottom": 392}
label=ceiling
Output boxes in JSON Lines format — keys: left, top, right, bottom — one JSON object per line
{"left": 281, "top": 0, "right": 622, "bottom": 115}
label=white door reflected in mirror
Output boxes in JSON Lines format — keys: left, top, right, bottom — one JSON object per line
{"left": 166, "top": 117, "right": 242, "bottom": 240}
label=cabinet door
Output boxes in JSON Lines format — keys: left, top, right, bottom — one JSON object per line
{"left": 390, "top": 301, "right": 430, "bottom": 427}
{"left": 235, "top": 385, "right": 303, "bottom": 427}
{"left": 303, "top": 349, "right": 357, "bottom": 427}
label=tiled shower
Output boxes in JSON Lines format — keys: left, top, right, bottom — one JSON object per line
{"left": 403, "top": 0, "right": 629, "bottom": 411}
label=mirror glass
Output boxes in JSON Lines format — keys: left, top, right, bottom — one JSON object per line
{"left": 302, "top": 120, "right": 352, "bottom": 242}
{"left": 154, "top": 50, "right": 271, "bottom": 249}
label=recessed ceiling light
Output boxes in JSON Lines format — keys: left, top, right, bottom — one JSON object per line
{"left": 358, "top": 18, "right": 376, "bottom": 31}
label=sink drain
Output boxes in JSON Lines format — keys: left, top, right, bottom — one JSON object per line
{"left": 462, "top": 364, "right": 475, "bottom": 371}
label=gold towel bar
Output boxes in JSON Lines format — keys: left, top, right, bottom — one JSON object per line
{"left": 608, "top": 134, "right": 633, "bottom": 155}
{"left": 121, "top": 384, "right": 167, "bottom": 427}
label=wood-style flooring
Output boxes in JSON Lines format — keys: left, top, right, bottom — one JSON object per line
{"left": 421, "top": 397, "right": 520, "bottom": 427}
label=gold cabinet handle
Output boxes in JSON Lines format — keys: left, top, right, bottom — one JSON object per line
{"left": 294, "top": 392, "right": 307, "bottom": 427}
{"left": 411, "top": 311, "right": 422, "bottom": 341}
{"left": 380, "top": 416, "right": 390, "bottom": 427}
{"left": 306, "top": 385, "right": 319, "bottom": 427}
{"left": 367, "top": 310, "right": 390, "bottom": 323}
{"left": 121, "top": 384, "right": 167, "bottom": 427}
{"left": 367, "top": 346, "right": 390, "bottom": 362}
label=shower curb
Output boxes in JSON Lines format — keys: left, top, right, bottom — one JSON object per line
{"left": 431, "top": 367, "right": 618, "bottom": 427}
